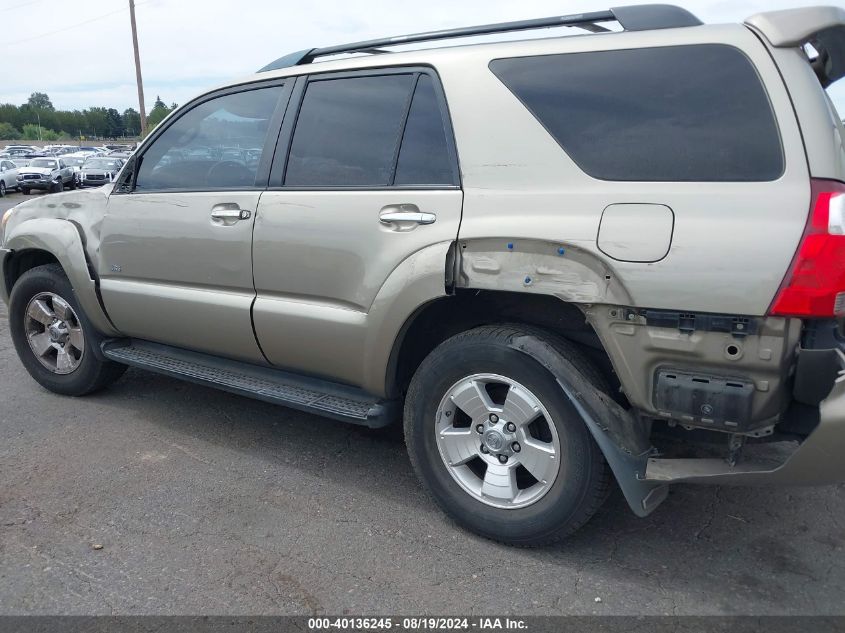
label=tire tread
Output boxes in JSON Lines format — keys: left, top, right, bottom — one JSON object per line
{"left": 404, "top": 323, "right": 612, "bottom": 547}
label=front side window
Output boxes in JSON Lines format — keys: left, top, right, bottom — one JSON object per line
{"left": 135, "top": 85, "right": 283, "bottom": 191}
{"left": 490, "top": 44, "right": 784, "bottom": 182}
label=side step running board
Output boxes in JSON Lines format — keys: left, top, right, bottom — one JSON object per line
{"left": 101, "top": 340, "right": 397, "bottom": 428}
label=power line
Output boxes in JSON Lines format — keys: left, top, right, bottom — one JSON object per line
{"left": 1, "top": 0, "right": 48, "bottom": 12}
{"left": 1, "top": 0, "right": 150, "bottom": 46}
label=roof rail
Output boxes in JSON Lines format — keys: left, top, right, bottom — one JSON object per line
{"left": 259, "top": 4, "right": 702, "bottom": 72}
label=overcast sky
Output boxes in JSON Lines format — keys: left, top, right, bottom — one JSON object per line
{"left": 2, "top": 0, "right": 844, "bottom": 113}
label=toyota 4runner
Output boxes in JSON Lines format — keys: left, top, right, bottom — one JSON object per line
{"left": 16, "top": 156, "right": 76, "bottom": 195}
{"left": 3, "top": 4, "right": 845, "bottom": 545}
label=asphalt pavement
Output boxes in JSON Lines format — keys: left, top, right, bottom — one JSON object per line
{"left": 0, "top": 189, "right": 844, "bottom": 615}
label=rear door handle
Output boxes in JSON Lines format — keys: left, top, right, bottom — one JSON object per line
{"left": 379, "top": 204, "right": 436, "bottom": 226}
{"left": 211, "top": 205, "right": 251, "bottom": 224}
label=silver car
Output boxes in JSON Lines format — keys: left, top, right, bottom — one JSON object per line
{"left": 0, "top": 159, "right": 19, "bottom": 196}
{"left": 14, "top": 157, "right": 75, "bottom": 194}
{"left": 79, "top": 156, "right": 124, "bottom": 188}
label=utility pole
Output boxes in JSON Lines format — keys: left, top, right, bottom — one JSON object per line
{"left": 129, "top": 0, "right": 147, "bottom": 136}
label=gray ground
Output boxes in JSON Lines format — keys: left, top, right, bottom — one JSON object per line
{"left": 1, "top": 191, "right": 844, "bottom": 616}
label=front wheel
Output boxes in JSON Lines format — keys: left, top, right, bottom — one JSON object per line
{"left": 404, "top": 325, "right": 610, "bottom": 546}
{"left": 9, "top": 264, "right": 126, "bottom": 396}
{"left": 52, "top": 179, "right": 64, "bottom": 193}
{"left": 21, "top": 187, "right": 30, "bottom": 195}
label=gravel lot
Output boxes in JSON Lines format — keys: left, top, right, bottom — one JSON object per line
{"left": 0, "top": 189, "right": 844, "bottom": 615}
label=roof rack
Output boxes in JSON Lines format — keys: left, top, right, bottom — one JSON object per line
{"left": 259, "top": 4, "right": 702, "bottom": 72}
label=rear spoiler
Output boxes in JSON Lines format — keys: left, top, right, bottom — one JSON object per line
{"left": 745, "top": 6, "right": 845, "bottom": 87}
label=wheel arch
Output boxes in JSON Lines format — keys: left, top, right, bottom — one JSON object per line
{"left": 3, "top": 218, "right": 120, "bottom": 337}
{"left": 384, "top": 288, "right": 622, "bottom": 401}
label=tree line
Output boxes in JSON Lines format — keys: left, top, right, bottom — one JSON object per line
{"left": 0, "top": 92, "right": 178, "bottom": 141}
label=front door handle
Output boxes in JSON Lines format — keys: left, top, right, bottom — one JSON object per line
{"left": 211, "top": 205, "right": 251, "bottom": 225}
{"left": 379, "top": 204, "right": 436, "bottom": 226}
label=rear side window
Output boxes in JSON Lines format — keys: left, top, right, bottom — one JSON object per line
{"left": 285, "top": 72, "right": 457, "bottom": 187}
{"left": 490, "top": 45, "right": 784, "bottom": 182}
{"left": 285, "top": 75, "right": 414, "bottom": 186}
{"left": 395, "top": 75, "right": 455, "bottom": 185}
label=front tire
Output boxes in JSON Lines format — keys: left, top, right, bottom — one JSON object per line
{"left": 51, "top": 179, "right": 64, "bottom": 193}
{"left": 9, "top": 264, "right": 126, "bottom": 396}
{"left": 404, "top": 325, "right": 610, "bottom": 546}
{"left": 21, "top": 187, "right": 30, "bottom": 195}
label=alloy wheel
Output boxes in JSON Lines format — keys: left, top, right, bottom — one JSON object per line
{"left": 435, "top": 373, "right": 561, "bottom": 509}
{"left": 24, "top": 292, "right": 85, "bottom": 374}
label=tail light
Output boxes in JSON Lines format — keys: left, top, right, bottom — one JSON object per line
{"left": 769, "top": 179, "right": 845, "bottom": 317}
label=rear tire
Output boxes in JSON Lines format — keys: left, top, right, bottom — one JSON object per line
{"left": 404, "top": 325, "right": 610, "bottom": 546}
{"left": 67, "top": 177, "right": 76, "bottom": 190}
{"left": 9, "top": 264, "right": 126, "bottom": 396}
{"left": 0, "top": 181, "right": 6, "bottom": 197}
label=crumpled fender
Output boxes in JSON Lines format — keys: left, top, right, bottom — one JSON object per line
{"left": 3, "top": 218, "right": 120, "bottom": 337}
{"left": 508, "top": 332, "right": 669, "bottom": 517}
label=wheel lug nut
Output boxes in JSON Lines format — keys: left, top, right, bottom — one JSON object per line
{"left": 475, "top": 424, "right": 484, "bottom": 434}
{"left": 480, "top": 444, "right": 489, "bottom": 454}
{"left": 498, "top": 454, "right": 508, "bottom": 464}
{"left": 512, "top": 442, "right": 521, "bottom": 453}
{"left": 506, "top": 422, "right": 516, "bottom": 432}
{"left": 489, "top": 414, "right": 499, "bottom": 423}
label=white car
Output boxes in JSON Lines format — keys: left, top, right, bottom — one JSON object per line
{"left": 0, "top": 159, "right": 19, "bottom": 196}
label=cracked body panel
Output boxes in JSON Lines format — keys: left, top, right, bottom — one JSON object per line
{"left": 457, "top": 238, "right": 632, "bottom": 305}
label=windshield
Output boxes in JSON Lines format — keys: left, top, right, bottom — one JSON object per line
{"left": 30, "top": 159, "right": 57, "bottom": 169}
{"left": 65, "top": 157, "right": 85, "bottom": 166}
{"left": 85, "top": 159, "right": 120, "bottom": 170}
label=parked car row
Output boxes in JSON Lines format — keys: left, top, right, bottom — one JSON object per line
{"left": 0, "top": 143, "right": 133, "bottom": 167}
{"left": 0, "top": 150, "right": 126, "bottom": 196}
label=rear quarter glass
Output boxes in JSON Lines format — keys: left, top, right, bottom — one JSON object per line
{"left": 489, "top": 44, "right": 784, "bottom": 182}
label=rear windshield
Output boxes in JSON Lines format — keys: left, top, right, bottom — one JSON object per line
{"left": 490, "top": 44, "right": 784, "bottom": 182}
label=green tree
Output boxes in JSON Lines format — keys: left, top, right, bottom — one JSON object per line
{"left": 0, "top": 122, "right": 21, "bottom": 139}
{"left": 147, "top": 95, "right": 172, "bottom": 128}
{"left": 105, "top": 108, "right": 125, "bottom": 137}
{"left": 0, "top": 98, "right": 142, "bottom": 141}
{"left": 0, "top": 103, "right": 27, "bottom": 130}
{"left": 84, "top": 107, "right": 109, "bottom": 138}
{"left": 27, "top": 92, "right": 54, "bottom": 111}
{"left": 21, "top": 123, "right": 42, "bottom": 140}
{"left": 122, "top": 108, "right": 141, "bottom": 136}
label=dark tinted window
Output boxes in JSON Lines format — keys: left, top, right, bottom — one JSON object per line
{"left": 490, "top": 45, "right": 783, "bottom": 181}
{"left": 285, "top": 74, "right": 414, "bottom": 186}
{"left": 136, "top": 85, "right": 282, "bottom": 191}
{"left": 395, "top": 75, "right": 456, "bottom": 185}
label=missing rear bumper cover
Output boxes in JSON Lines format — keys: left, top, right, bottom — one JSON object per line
{"left": 654, "top": 369, "right": 755, "bottom": 432}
